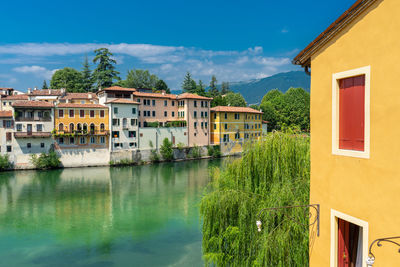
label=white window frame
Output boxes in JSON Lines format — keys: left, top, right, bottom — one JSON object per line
{"left": 332, "top": 66, "right": 370, "bottom": 159}
{"left": 330, "top": 209, "right": 368, "bottom": 267}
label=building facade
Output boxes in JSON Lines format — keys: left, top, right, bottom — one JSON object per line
{"left": 293, "top": 0, "right": 399, "bottom": 266}
{"left": 0, "top": 111, "right": 14, "bottom": 155}
{"left": 210, "top": 106, "right": 262, "bottom": 154}
{"left": 54, "top": 103, "right": 109, "bottom": 150}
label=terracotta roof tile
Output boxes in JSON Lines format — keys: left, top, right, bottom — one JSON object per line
{"left": 61, "top": 93, "right": 98, "bottom": 100}
{"left": 57, "top": 103, "right": 107, "bottom": 109}
{"left": 210, "top": 106, "right": 263, "bottom": 114}
{"left": 1, "top": 94, "right": 29, "bottom": 100}
{"left": 0, "top": 111, "right": 12, "bottom": 117}
{"left": 12, "top": 101, "right": 55, "bottom": 108}
{"left": 29, "top": 89, "right": 64, "bottom": 96}
{"left": 103, "top": 86, "right": 137, "bottom": 92}
{"left": 105, "top": 99, "right": 141, "bottom": 105}
{"left": 177, "top": 93, "right": 213, "bottom": 100}
{"left": 132, "top": 91, "right": 178, "bottom": 99}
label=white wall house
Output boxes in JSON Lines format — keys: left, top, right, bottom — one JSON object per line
{"left": 105, "top": 99, "right": 140, "bottom": 151}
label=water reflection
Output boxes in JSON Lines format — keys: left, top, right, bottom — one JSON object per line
{"left": 0, "top": 159, "right": 223, "bottom": 267}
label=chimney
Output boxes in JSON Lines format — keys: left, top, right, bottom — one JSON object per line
{"left": 34, "top": 87, "right": 37, "bottom": 91}
{"left": 28, "top": 88, "right": 32, "bottom": 94}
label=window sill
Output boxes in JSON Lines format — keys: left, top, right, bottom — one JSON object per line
{"left": 332, "top": 148, "right": 369, "bottom": 159}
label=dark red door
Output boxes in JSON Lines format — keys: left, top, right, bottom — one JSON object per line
{"left": 338, "top": 219, "right": 350, "bottom": 267}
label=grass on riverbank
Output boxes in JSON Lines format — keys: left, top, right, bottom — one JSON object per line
{"left": 200, "top": 132, "right": 310, "bottom": 266}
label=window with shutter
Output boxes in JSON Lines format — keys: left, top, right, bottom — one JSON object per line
{"left": 339, "top": 75, "right": 365, "bottom": 151}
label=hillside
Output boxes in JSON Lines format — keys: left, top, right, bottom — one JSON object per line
{"left": 220, "top": 71, "right": 310, "bottom": 104}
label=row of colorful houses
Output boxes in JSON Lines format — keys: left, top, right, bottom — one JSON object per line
{"left": 0, "top": 86, "right": 263, "bottom": 167}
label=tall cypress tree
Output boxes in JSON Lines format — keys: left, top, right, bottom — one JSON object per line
{"left": 182, "top": 72, "right": 197, "bottom": 93}
{"left": 42, "top": 80, "right": 48, "bottom": 89}
{"left": 81, "top": 55, "right": 94, "bottom": 92}
{"left": 209, "top": 75, "right": 219, "bottom": 97}
{"left": 92, "top": 48, "right": 120, "bottom": 89}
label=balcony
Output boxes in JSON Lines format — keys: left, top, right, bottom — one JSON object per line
{"left": 14, "top": 132, "right": 52, "bottom": 138}
{"left": 53, "top": 130, "right": 110, "bottom": 137}
{"left": 15, "top": 116, "right": 52, "bottom": 122}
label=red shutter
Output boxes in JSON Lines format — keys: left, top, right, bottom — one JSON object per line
{"left": 339, "top": 75, "right": 365, "bottom": 151}
{"left": 338, "top": 219, "right": 350, "bottom": 267}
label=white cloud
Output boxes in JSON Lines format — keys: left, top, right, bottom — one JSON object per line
{"left": 13, "top": 65, "right": 57, "bottom": 79}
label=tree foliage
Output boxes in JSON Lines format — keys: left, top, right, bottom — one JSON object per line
{"left": 0, "top": 154, "right": 12, "bottom": 171}
{"left": 200, "top": 132, "right": 310, "bottom": 266}
{"left": 92, "top": 48, "right": 120, "bottom": 89}
{"left": 221, "top": 82, "right": 230, "bottom": 94}
{"left": 30, "top": 149, "right": 61, "bottom": 170}
{"left": 182, "top": 72, "right": 197, "bottom": 93}
{"left": 209, "top": 75, "right": 219, "bottom": 97}
{"left": 260, "top": 88, "right": 309, "bottom": 131}
{"left": 160, "top": 138, "right": 174, "bottom": 161}
{"left": 155, "top": 79, "right": 170, "bottom": 93}
{"left": 81, "top": 55, "right": 94, "bottom": 92}
{"left": 50, "top": 67, "right": 84, "bottom": 92}
{"left": 42, "top": 80, "right": 48, "bottom": 89}
{"left": 119, "top": 69, "right": 159, "bottom": 89}
{"left": 224, "top": 92, "right": 247, "bottom": 107}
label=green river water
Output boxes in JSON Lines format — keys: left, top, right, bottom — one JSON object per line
{"left": 0, "top": 159, "right": 225, "bottom": 267}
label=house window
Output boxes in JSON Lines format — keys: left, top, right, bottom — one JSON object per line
{"left": 90, "top": 110, "right": 95, "bottom": 118}
{"left": 59, "top": 137, "right": 64, "bottom": 144}
{"left": 100, "top": 136, "right": 105, "bottom": 144}
{"left": 235, "top": 113, "right": 240, "bottom": 120}
{"left": 80, "top": 110, "right": 85, "bottom": 117}
{"left": 201, "top": 112, "right": 204, "bottom": 118}
{"left": 223, "top": 134, "right": 229, "bottom": 142}
{"left": 201, "top": 122, "right": 204, "bottom": 128}
{"left": 37, "top": 124, "right": 43, "bottom": 132}
{"left": 152, "top": 111, "right": 155, "bottom": 117}
{"left": 132, "top": 108, "right": 136, "bottom": 115}
{"left": 112, "top": 119, "right": 119, "bottom": 126}
{"left": 194, "top": 122, "right": 197, "bottom": 129}
{"left": 164, "top": 100, "right": 167, "bottom": 106}
{"left": 131, "top": 119, "right": 137, "bottom": 126}
{"left": 214, "top": 113, "right": 216, "bottom": 119}
{"left": 69, "top": 123, "right": 74, "bottom": 132}
{"left": 235, "top": 133, "right": 240, "bottom": 139}
{"left": 332, "top": 66, "right": 370, "bottom": 158}
{"left": 129, "top": 131, "right": 136, "bottom": 138}
{"left": 164, "top": 111, "right": 167, "bottom": 117}
{"left": 100, "top": 110, "right": 105, "bottom": 117}
{"left": 27, "top": 143, "right": 31, "bottom": 148}
{"left": 224, "top": 124, "right": 228, "bottom": 130}
{"left": 214, "top": 124, "right": 216, "bottom": 130}
{"left": 194, "top": 101, "right": 197, "bottom": 107}
{"left": 58, "top": 109, "right": 64, "bottom": 117}
{"left": 224, "top": 113, "right": 227, "bottom": 119}
{"left": 194, "top": 111, "right": 197, "bottom": 118}
{"left": 40, "top": 143, "right": 45, "bottom": 148}
{"left": 112, "top": 131, "right": 119, "bottom": 138}
{"left": 129, "top": 142, "right": 137, "bottom": 147}
{"left": 205, "top": 101, "right": 208, "bottom": 107}
{"left": 5, "top": 132, "right": 11, "bottom": 142}
{"left": 69, "top": 137, "right": 75, "bottom": 144}
{"left": 114, "top": 107, "right": 118, "bottom": 114}
{"left": 80, "top": 137, "right": 86, "bottom": 144}
{"left": 201, "top": 101, "right": 203, "bottom": 107}
{"left": 172, "top": 111, "right": 175, "bottom": 117}
{"left": 6, "top": 145, "right": 12, "bottom": 152}
{"left": 5, "top": 120, "right": 12, "bottom": 128}
{"left": 90, "top": 137, "right": 96, "bottom": 144}
{"left": 152, "top": 100, "right": 156, "bottom": 106}
{"left": 172, "top": 101, "right": 175, "bottom": 106}
{"left": 69, "top": 109, "right": 74, "bottom": 118}
{"left": 205, "top": 112, "right": 208, "bottom": 118}
{"left": 205, "top": 122, "right": 208, "bottom": 128}
{"left": 16, "top": 124, "right": 22, "bottom": 131}
{"left": 100, "top": 123, "right": 105, "bottom": 132}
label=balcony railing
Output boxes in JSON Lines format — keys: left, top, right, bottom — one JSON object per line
{"left": 14, "top": 132, "right": 52, "bottom": 138}
{"left": 53, "top": 130, "right": 110, "bottom": 136}
{"left": 15, "top": 116, "right": 52, "bottom": 122}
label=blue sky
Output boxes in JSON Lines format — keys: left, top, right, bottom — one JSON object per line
{"left": 0, "top": 0, "right": 356, "bottom": 91}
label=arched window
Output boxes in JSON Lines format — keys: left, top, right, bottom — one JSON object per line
{"left": 77, "top": 123, "right": 82, "bottom": 131}
{"left": 69, "top": 123, "right": 74, "bottom": 132}
{"left": 58, "top": 123, "right": 64, "bottom": 132}
{"left": 90, "top": 123, "right": 95, "bottom": 133}
{"left": 83, "top": 123, "right": 88, "bottom": 132}
{"left": 100, "top": 123, "right": 105, "bottom": 132}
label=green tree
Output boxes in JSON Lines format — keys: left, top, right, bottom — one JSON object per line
{"left": 200, "top": 133, "right": 310, "bottom": 266}
{"left": 42, "top": 80, "right": 48, "bottom": 89}
{"left": 160, "top": 138, "right": 174, "bottom": 161}
{"left": 119, "top": 69, "right": 159, "bottom": 89}
{"left": 224, "top": 92, "right": 246, "bottom": 107}
{"left": 155, "top": 79, "right": 170, "bottom": 93}
{"left": 196, "top": 80, "right": 206, "bottom": 96}
{"left": 211, "top": 95, "right": 226, "bottom": 107}
{"left": 92, "top": 48, "right": 120, "bottom": 89}
{"left": 249, "top": 104, "right": 259, "bottom": 110}
{"left": 81, "top": 55, "right": 94, "bottom": 92}
{"left": 281, "top": 88, "right": 310, "bottom": 131}
{"left": 50, "top": 67, "right": 84, "bottom": 92}
{"left": 182, "top": 72, "right": 197, "bottom": 92}
{"left": 209, "top": 75, "right": 219, "bottom": 97}
{"left": 221, "top": 81, "right": 230, "bottom": 94}
{"left": 260, "top": 101, "right": 278, "bottom": 130}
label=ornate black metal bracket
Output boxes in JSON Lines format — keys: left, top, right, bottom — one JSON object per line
{"left": 366, "top": 236, "right": 400, "bottom": 266}
{"left": 256, "top": 204, "right": 320, "bottom": 237}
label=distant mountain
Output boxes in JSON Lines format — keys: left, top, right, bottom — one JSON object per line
{"left": 220, "top": 71, "right": 310, "bottom": 105}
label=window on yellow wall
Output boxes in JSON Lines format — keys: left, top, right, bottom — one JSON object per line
{"left": 224, "top": 124, "right": 227, "bottom": 130}
{"left": 214, "top": 124, "right": 216, "bottom": 130}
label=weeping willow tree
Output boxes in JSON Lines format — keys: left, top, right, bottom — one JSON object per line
{"left": 200, "top": 132, "right": 310, "bottom": 266}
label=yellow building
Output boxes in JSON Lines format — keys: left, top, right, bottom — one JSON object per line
{"left": 54, "top": 103, "right": 109, "bottom": 149}
{"left": 210, "top": 106, "right": 262, "bottom": 154}
{"left": 293, "top": 0, "right": 400, "bottom": 266}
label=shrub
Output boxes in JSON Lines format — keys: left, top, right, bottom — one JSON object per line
{"left": 146, "top": 121, "right": 160, "bottom": 128}
{"left": 160, "top": 138, "right": 174, "bottom": 161}
{"left": 176, "top": 142, "right": 186, "bottom": 150}
{"left": 190, "top": 145, "right": 202, "bottom": 158}
{"left": 207, "top": 145, "right": 221, "bottom": 157}
{"left": 30, "top": 149, "right": 61, "bottom": 170}
{"left": 109, "top": 158, "right": 135, "bottom": 166}
{"left": 149, "top": 141, "right": 160, "bottom": 162}
{"left": 0, "top": 154, "right": 12, "bottom": 171}
{"left": 200, "top": 132, "right": 310, "bottom": 266}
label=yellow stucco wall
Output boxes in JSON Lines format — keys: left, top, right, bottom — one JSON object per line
{"left": 210, "top": 111, "right": 262, "bottom": 154}
{"left": 309, "top": 0, "right": 400, "bottom": 266}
